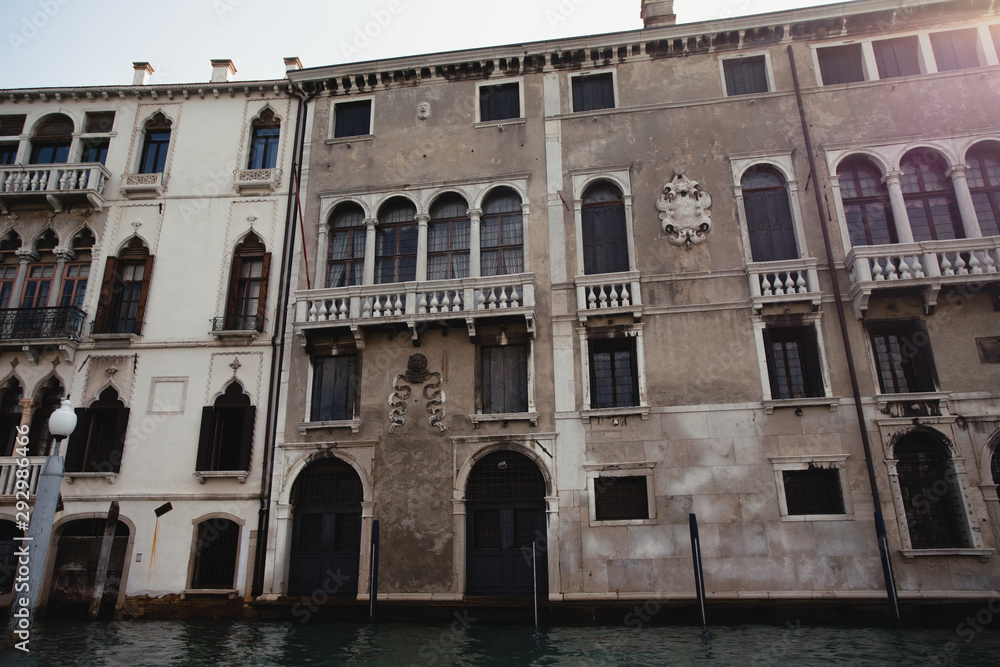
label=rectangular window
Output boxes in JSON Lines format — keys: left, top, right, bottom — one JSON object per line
{"left": 84, "top": 111, "right": 115, "bottom": 134}
{"left": 873, "top": 36, "right": 921, "bottom": 78}
{"left": 594, "top": 476, "right": 649, "bottom": 521}
{"left": 81, "top": 139, "right": 109, "bottom": 165}
{"left": 0, "top": 144, "right": 16, "bottom": 165}
{"left": 869, "top": 320, "right": 937, "bottom": 393}
{"left": 20, "top": 264, "right": 53, "bottom": 308}
{"left": 480, "top": 344, "right": 528, "bottom": 414}
{"left": 723, "top": 56, "right": 769, "bottom": 96}
{"left": 311, "top": 354, "right": 359, "bottom": 422}
{"left": 479, "top": 82, "right": 520, "bottom": 122}
{"left": 59, "top": 264, "right": 89, "bottom": 309}
{"left": 782, "top": 467, "right": 845, "bottom": 515}
{"left": 0, "top": 266, "right": 17, "bottom": 308}
{"left": 931, "top": 28, "right": 981, "bottom": 71}
{"left": 333, "top": 100, "right": 372, "bottom": 138}
{"left": 572, "top": 72, "right": 615, "bottom": 111}
{"left": 0, "top": 115, "right": 25, "bottom": 137}
{"left": 817, "top": 44, "right": 865, "bottom": 85}
{"left": 763, "top": 326, "right": 824, "bottom": 399}
{"left": 139, "top": 130, "right": 170, "bottom": 173}
{"left": 589, "top": 337, "right": 639, "bottom": 409}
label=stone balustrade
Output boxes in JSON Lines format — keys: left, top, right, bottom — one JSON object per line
{"left": 574, "top": 271, "right": 642, "bottom": 319}
{"left": 0, "top": 163, "right": 110, "bottom": 212}
{"left": 0, "top": 456, "right": 45, "bottom": 502}
{"left": 747, "top": 258, "right": 822, "bottom": 312}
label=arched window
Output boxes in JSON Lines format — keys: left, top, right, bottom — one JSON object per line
{"left": 190, "top": 518, "right": 240, "bottom": 590}
{"left": 481, "top": 188, "right": 524, "bottom": 276}
{"left": 581, "top": 181, "right": 629, "bottom": 275}
{"left": 965, "top": 142, "right": 1000, "bottom": 237}
{"left": 900, "top": 149, "right": 963, "bottom": 241}
{"left": 741, "top": 166, "right": 798, "bottom": 262}
{"left": 838, "top": 157, "right": 897, "bottom": 246}
{"left": 29, "top": 114, "right": 73, "bottom": 164}
{"left": 375, "top": 198, "right": 417, "bottom": 284}
{"left": 28, "top": 377, "right": 62, "bottom": 457}
{"left": 992, "top": 442, "right": 1000, "bottom": 500}
{"left": 222, "top": 233, "right": 270, "bottom": 332}
{"left": 327, "top": 203, "right": 365, "bottom": 288}
{"left": 65, "top": 386, "right": 130, "bottom": 474}
{"left": 94, "top": 237, "right": 154, "bottom": 335}
{"left": 428, "top": 195, "right": 470, "bottom": 280}
{"left": 138, "top": 113, "right": 171, "bottom": 174}
{"left": 896, "top": 435, "right": 969, "bottom": 549}
{"left": 20, "top": 229, "right": 57, "bottom": 310}
{"left": 0, "top": 378, "right": 23, "bottom": 457}
{"left": 196, "top": 382, "right": 255, "bottom": 472}
{"left": 248, "top": 109, "right": 280, "bottom": 170}
{"left": 0, "top": 232, "right": 21, "bottom": 309}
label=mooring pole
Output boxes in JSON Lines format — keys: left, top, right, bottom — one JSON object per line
{"left": 530, "top": 517, "right": 539, "bottom": 628}
{"left": 689, "top": 513, "right": 707, "bottom": 626}
{"left": 88, "top": 500, "right": 120, "bottom": 620}
{"left": 369, "top": 519, "right": 379, "bottom": 623}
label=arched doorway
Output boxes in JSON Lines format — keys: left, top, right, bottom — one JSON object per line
{"left": 48, "top": 518, "right": 130, "bottom": 619}
{"left": 466, "top": 450, "right": 547, "bottom": 595}
{"left": 288, "top": 457, "right": 363, "bottom": 596}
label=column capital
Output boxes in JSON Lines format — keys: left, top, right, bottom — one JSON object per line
{"left": 882, "top": 170, "right": 903, "bottom": 184}
{"left": 364, "top": 217, "right": 379, "bottom": 229}
{"left": 946, "top": 163, "right": 971, "bottom": 178}
{"left": 15, "top": 248, "right": 38, "bottom": 262}
{"left": 466, "top": 208, "right": 482, "bottom": 219}
{"left": 53, "top": 246, "right": 76, "bottom": 261}
{"left": 415, "top": 214, "right": 430, "bottom": 226}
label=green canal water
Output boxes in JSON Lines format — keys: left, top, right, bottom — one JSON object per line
{"left": 2, "top": 619, "right": 999, "bottom": 665}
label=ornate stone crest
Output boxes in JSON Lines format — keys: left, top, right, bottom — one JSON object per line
{"left": 388, "top": 353, "right": 446, "bottom": 433}
{"left": 656, "top": 167, "right": 713, "bottom": 247}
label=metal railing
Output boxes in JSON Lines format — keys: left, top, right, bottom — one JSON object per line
{"left": 0, "top": 306, "right": 86, "bottom": 341}
{"left": 211, "top": 315, "right": 264, "bottom": 332}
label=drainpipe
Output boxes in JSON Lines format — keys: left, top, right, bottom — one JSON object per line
{"left": 252, "top": 80, "right": 320, "bottom": 598}
{"left": 786, "top": 45, "right": 901, "bottom": 624}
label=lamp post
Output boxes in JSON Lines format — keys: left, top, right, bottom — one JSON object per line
{"left": 7, "top": 396, "right": 76, "bottom": 643}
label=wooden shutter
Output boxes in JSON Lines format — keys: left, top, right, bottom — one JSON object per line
{"left": 238, "top": 404, "right": 256, "bottom": 471}
{"left": 801, "top": 327, "right": 824, "bottom": 398}
{"left": 909, "top": 321, "right": 939, "bottom": 392}
{"left": 109, "top": 406, "right": 130, "bottom": 474}
{"left": 131, "top": 255, "right": 154, "bottom": 335}
{"left": 724, "top": 57, "right": 767, "bottom": 96}
{"left": 310, "top": 358, "right": 326, "bottom": 421}
{"left": 195, "top": 406, "right": 215, "bottom": 471}
{"left": 64, "top": 408, "right": 90, "bottom": 473}
{"left": 582, "top": 207, "right": 600, "bottom": 275}
{"left": 254, "top": 253, "right": 271, "bottom": 331}
{"left": 818, "top": 44, "right": 865, "bottom": 85}
{"left": 224, "top": 254, "right": 242, "bottom": 328}
{"left": 93, "top": 256, "right": 119, "bottom": 334}
{"left": 744, "top": 189, "right": 797, "bottom": 262}
{"left": 761, "top": 328, "right": 781, "bottom": 399}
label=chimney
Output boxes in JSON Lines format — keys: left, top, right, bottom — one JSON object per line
{"left": 641, "top": 0, "right": 676, "bottom": 28}
{"left": 132, "top": 62, "right": 154, "bottom": 86}
{"left": 210, "top": 59, "right": 237, "bottom": 83}
{"left": 284, "top": 57, "right": 303, "bottom": 72}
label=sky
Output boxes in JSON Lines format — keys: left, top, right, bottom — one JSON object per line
{"left": 0, "top": 0, "right": 838, "bottom": 89}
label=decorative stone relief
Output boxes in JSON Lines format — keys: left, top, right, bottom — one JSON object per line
{"left": 656, "top": 167, "right": 713, "bottom": 247}
{"left": 388, "top": 354, "right": 446, "bottom": 433}
{"left": 417, "top": 102, "right": 431, "bottom": 120}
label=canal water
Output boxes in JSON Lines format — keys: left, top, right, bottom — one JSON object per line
{"left": 3, "top": 619, "right": 999, "bottom": 665}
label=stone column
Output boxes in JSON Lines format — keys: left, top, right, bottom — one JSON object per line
{"left": 946, "top": 163, "right": 983, "bottom": 239}
{"left": 49, "top": 246, "right": 76, "bottom": 307}
{"left": 315, "top": 222, "right": 329, "bottom": 288}
{"left": 467, "top": 208, "right": 482, "bottom": 278}
{"left": 10, "top": 249, "right": 38, "bottom": 308}
{"left": 882, "top": 171, "right": 915, "bottom": 243}
{"left": 363, "top": 218, "right": 378, "bottom": 285}
{"left": 17, "top": 397, "right": 38, "bottom": 433}
{"left": 415, "top": 214, "right": 429, "bottom": 282}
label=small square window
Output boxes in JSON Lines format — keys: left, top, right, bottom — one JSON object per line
{"left": 333, "top": 100, "right": 372, "bottom": 138}
{"left": 817, "top": 44, "right": 865, "bottom": 85}
{"left": 85, "top": 111, "right": 115, "bottom": 134}
{"left": 763, "top": 325, "right": 824, "bottom": 399}
{"left": 572, "top": 72, "right": 615, "bottom": 111}
{"left": 782, "top": 467, "right": 845, "bottom": 515}
{"left": 931, "top": 28, "right": 981, "bottom": 71}
{"left": 0, "top": 115, "right": 25, "bottom": 137}
{"left": 479, "top": 82, "right": 520, "bottom": 122}
{"left": 594, "top": 475, "right": 649, "bottom": 521}
{"left": 873, "top": 36, "right": 921, "bottom": 78}
{"left": 723, "top": 56, "right": 769, "bottom": 96}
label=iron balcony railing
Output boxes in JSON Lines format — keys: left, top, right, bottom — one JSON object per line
{"left": 0, "top": 306, "right": 86, "bottom": 341}
{"left": 211, "top": 315, "right": 264, "bottom": 332}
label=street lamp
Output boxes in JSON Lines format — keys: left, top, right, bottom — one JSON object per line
{"left": 7, "top": 396, "right": 76, "bottom": 643}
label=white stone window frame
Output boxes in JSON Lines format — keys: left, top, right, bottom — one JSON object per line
{"left": 129, "top": 108, "right": 178, "bottom": 176}
{"left": 568, "top": 68, "right": 619, "bottom": 113}
{"left": 861, "top": 316, "right": 941, "bottom": 401}
{"left": 327, "top": 95, "right": 375, "bottom": 144}
{"left": 470, "top": 332, "right": 539, "bottom": 427}
{"left": 184, "top": 512, "right": 246, "bottom": 596}
{"left": 570, "top": 166, "right": 636, "bottom": 277}
{"left": 300, "top": 346, "right": 362, "bottom": 434}
{"left": 315, "top": 178, "right": 531, "bottom": 288}
{"left": 729, "top": 150, "right": 811, "bottom": 265}
{"left": 578, "top": 321, "right": 648, "bottom": 419}
{"left": 769, "top": 454, "right": 853, "bottom": 522}
{"left": 239, "top": 104, "right": 286, "bottom": 173}
{"left": 75, "top": 109, "right": 118, "bottom": 164}
{"left": 584, "top": 461, "right": 657, "bottom": 526}
{"left": 752, "top": 312, "right": 836, "bottom": 412}
{"left": 474, "top": 76, "right": 525, "bottom": 126}
{"left": 718, "top": 51, "right": 775, "bottom": 97}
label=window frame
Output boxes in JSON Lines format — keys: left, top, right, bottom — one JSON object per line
{"left": 963, "top": 141, "right": 1000, "bottom": 237}
{"left": 571, "top": 170, "right": 636, "bottom": 278}
{"left": 427, "top": 195, "right": 471, "bottom": 281}
{"left": 475, "top": 78, "right": 524, "bottom": 125}
{"left": 247, "top": 109, "right": 281, "bottom": 170}
{"left": 137, "top": 114, "right": 172, "bottom": 175}
{"left": 570, "top": 70, "right": 617, "bottom": 112}
{"left": 836, "top": 156, "right": 899, "bottom": 247}
{"left": 223, "top": 236, "right": 270, "bottom": 333}
{"left": 195, "top": 383, "right": 256, "bottom": 476}
{"left": 330, "top": 97, "right": 374, "bottom": 140}
{"left": 930, "top": 27, "right": 983, "bottom": 71}
{"left": 769, "top": 455, "right": 853, "bottom": 521}
{"left": 474, "top": 330, "right": 535, "bottom": 423}
{"left": 186, "top": 514, "right": 243, "bottom": 592}
{"left": 814, "top": 42, "right": 868, "bottom": 86}
{"left": 761, "top": 324, "right": 826, "bottom": 401}
{"left": 584, "top": 463, "right": 656, "bottom": 526}
{"left": 64, "top": 388, "right": 130, "bottom": 476}
{"left": 580, "top": 324, "right": 648, "bottom": 417}
{"left": 93, "top": 242, "right": 155, "bottom": 337}
{"left": 374, "top": 197, "right": 418, "bottom": 284}
{"left": 720, "top": 53, "right": 773, "bottom": 96}
{"left": 308, "top": 352, "right": 360, "bottom": 424}
{"left": 867, "top": 319, "right": 938, "bottom": 395}
{"left": 872, "top": 35, "right": 923, "bottom": 79}
{"left": 730, "top": 153, "right": 810, "bottom": 266}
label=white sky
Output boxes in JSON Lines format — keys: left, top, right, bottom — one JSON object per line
{"left": 0, "top": 0, "right": 837, "bottom": 89}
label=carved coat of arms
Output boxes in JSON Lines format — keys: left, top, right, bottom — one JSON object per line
{"left": 656, "top": 167, "right": 713, "bottom": 246}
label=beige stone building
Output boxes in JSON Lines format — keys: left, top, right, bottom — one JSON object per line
{"left": 261, "top": 0, "right": 1000, "bottom": 620}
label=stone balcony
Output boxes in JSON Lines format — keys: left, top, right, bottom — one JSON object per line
{"left": 234, "top": 167, "right": 280, "bottom": 194}
{"left": 574, "top": 271, "right": 642, "bottom": 321}
{"left": 0, "top": 163, "right": 111, "bottom": 213}
{"left": 120, "top": 171, "right": 165, "bottom": 198}
{"left": 747, "top": 258, "right": 822, "bottom": 313}
{"left": 847, "top": 237, "right": 1000, "bottom": 317}
{"left": 0, "top": 305, "right": 87, "bottom": 363}
{"left": 294, "top": 273, "right": 535, "bottom": 344}
{"left": 0, "top": 456, "right": 45, "bottom": 502}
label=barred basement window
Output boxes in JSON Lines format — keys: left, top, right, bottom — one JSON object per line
{"left": 594, "top": 475, "right": 649, "bottom": 521}
{"left": 190, "top": 518, "right": 240, "bottom": 589}
{"left": 782, "top": 466, "right": 845, "bottom": 515}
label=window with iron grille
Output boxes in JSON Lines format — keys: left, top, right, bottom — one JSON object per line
{"left": 869, "top": 320, "right": 937, "bottom": 394}
{"left": 311, "top": 354, "right": 359, "bottom": 422}
{"left": 782, "top": 467, "right": 845, "bottom": 515}
{"left": 594, "top": 475, "right": 649, "bottom": 521}
{"left": 479, "top": 82, "right": 520, "bottom": 122}
{"left": 589, "top": 337, "right": 639, "bottom": 409}
{"left": 837, "top": 157, "right": 898, "bottom": 246}
{"left": 763, "top": 326, "right": 824, "bottom": 400}
{"left": 873, "top": 36, "right": 921, "bottom": 79}
{"left": 572, "top": 72, "right": 615, "bottom": 111}
{"left": 817, "top": 44, "right": 865, "bottom": 85}
{"left": 190, "top": 518, "right": 239, "bottom": 589}
{"left": 466, "top": 451, "right": 545, "bottom": 501}
{"left": 896, "top": 437, "right": 969, "bottom": 549}
{"left": 930, "top": 28, "right": 981, "bottom": 71}
{"left": 723, "top": 56, "right": 769, "bottom": 96}
{"left": 334, "top": 100, "right": 372, "bottom": 138}
{"left": 480, "top": 343, "right": 528, "bottom": 414}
